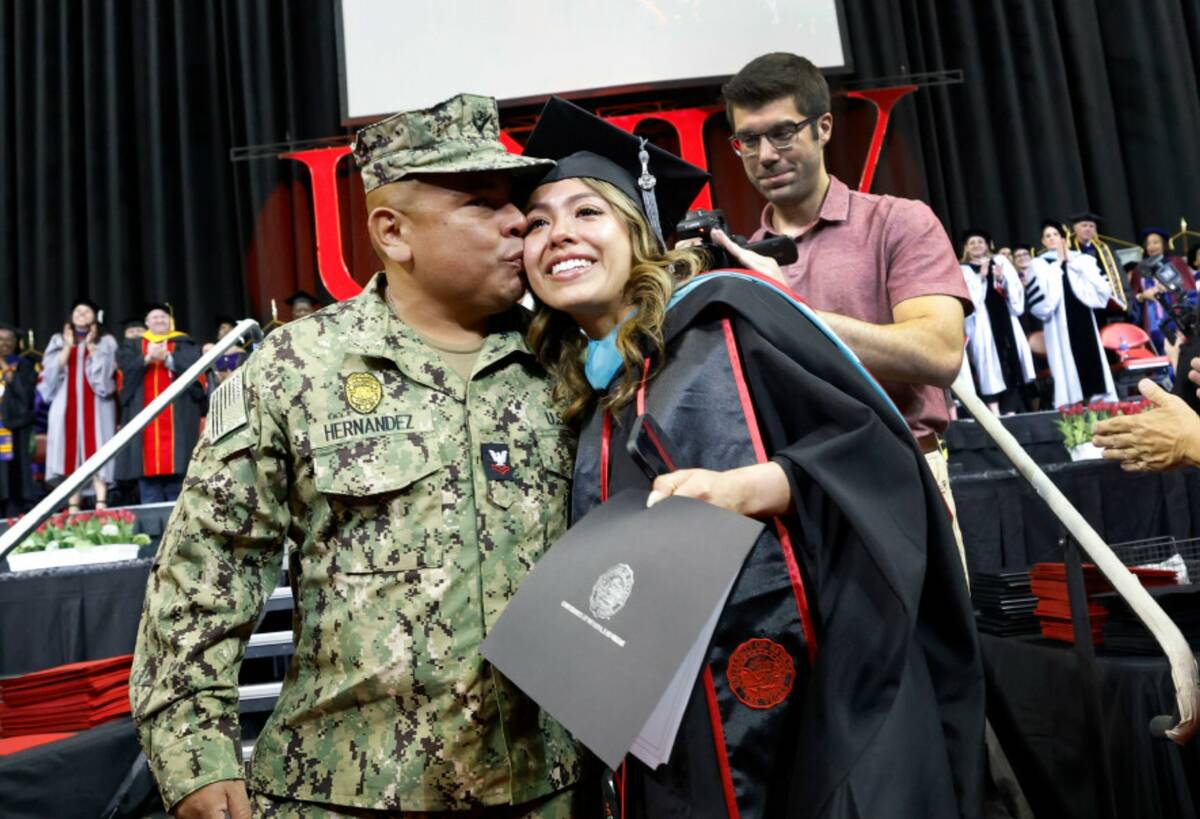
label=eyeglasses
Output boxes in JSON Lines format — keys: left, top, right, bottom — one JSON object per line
{"left": 728, "top": 116, "right": 819, "bottom": 157}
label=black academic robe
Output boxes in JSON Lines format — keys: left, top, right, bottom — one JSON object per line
{"left": 0, "top": 356, "right": 38, "bottom": 509}
{"left": 572, "top": 273, "right": 984, "bottom": 819}
{"left": 114, "top": 335, "right": 205, "bottom": 480}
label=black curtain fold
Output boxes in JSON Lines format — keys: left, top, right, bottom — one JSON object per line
{"left": 0, "top": 0, "right": 345, "bottom": 346}
{"left": 3, "top": 0, "right": 1200, "bottom": 343}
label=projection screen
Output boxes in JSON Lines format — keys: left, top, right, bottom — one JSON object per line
{"left": 335, "top": 0, "right": 850, "bottom": 122}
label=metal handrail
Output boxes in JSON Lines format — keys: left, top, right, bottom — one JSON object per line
{"left": 951, "top": 370, "right": 1199, "bottom": 745}
{"left": 0, "top": 318, "right": 263, "bottom": 562}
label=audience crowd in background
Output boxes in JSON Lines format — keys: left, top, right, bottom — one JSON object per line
{"left": 2, "top": 208, "right": 1198, "bottom": 517}
{"left": 0, "top": 291, "right": 320, "bottom": 514}
{"left": 958, "top": 212, "right": 1198, "bottom": 417}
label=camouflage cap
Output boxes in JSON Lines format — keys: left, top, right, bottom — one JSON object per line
{"left": 353, "top": 93, "right": 554, "bottom": 192}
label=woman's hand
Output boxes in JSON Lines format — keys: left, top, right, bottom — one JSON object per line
{"left": 710, "top": 228, "right": 788, "bottom": 287}
{"left": 646, "top": 461, "right": 792, "bottom": 518}
{"left": 57, "top": 324, "right": 73, "bottom": 364}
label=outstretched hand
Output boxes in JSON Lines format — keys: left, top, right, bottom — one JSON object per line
{"left": 646, "top": 462, "right": 792, "bottom": 518}
{"left": 1092, "top": 379, "right": 1200, "bottom": 471}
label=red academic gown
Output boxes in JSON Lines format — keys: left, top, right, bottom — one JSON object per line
{"left": 115, "top": 333, "right": 205, "bottom": 480}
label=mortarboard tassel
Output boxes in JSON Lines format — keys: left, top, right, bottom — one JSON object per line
{"left": 636, "top": 137, "right": 664, "bottom": 248}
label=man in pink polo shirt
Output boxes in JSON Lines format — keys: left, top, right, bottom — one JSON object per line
{"left": 716, "top": 52, "right": 973, "bottom": 562}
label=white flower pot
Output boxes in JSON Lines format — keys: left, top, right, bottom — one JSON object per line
{"left": 1068, "top": 442, "right": 1105, "bottom": 462}
{"left": 6, "top": 543, "right": 143, "bottom": 572}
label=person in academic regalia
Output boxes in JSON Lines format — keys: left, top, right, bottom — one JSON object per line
{"left": 1028, "top": 221, "right": 1117, "bottom": 407}
{"left": 38, "top": 298, "right": 118, "bottom": 510}
{"left": 121, "top": 317, "right": 147, "bottom": 341}
{"left": 959, "top": 228, "right": 1035, "bottom": 414}
{"left": 115, "top": 303, "right": 204, "bottom": 503}
{"left": 1011, "top": 243, "right": 1043, "bottom": 335}
{"left": 285, "top": 289, "right": 322, "bottom": 320}
{"left": 519, "top": 96, "right": 983, "bottom": 819}
{"left": 1070, "top": 210, "right": 1130, "bottom": 327}
{"left": 1129, "top": 227, "right": 1198, "bottom": 353}
{"left": 0, "top": 323, "right": 38, "bottom": 516}
{"left": 201, "top": 314, "right": 246, "bottom": 388}
{"left": 1188, "top": 245, "right": 1200, "bottom": 279}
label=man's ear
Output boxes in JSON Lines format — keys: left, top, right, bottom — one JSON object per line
{"left": 817, "top": 112, "right": 833, "bottom": 148}
{"left": 367, "top": 205, "right": 413, "bottom": 265}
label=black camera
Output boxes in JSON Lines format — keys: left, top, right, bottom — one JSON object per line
{"left": 1162, "top": 301, "right": 1200, "bottom": 413}
{"left": 1138, "top": 255, "right": 1184, "bottom": 293}
{"left": 675, "top": 209, "right": 799, "bottom": 271}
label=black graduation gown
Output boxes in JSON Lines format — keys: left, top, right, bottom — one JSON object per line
{"left": 114, "top": 335, "right": 205, "bottom": 480}
{"left": 0, "top": 356, "right": 38, "bottom": 508}
{"left": 572, "top": 273, "right": 984, "bottom": 819}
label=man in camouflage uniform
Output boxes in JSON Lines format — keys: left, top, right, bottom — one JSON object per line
{"left": 131, "top": 94, "right": 584, "bottom": 818}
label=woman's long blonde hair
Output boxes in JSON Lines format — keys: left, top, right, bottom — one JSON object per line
{"left": 526, "top": 178, "right": 708, "bottom": 424}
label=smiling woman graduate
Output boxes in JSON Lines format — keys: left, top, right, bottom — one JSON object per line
{"left": 517, "top": 97, "right": 985, "bottom": 819}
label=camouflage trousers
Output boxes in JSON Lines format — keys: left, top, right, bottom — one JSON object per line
{"left": 251, "top": 788, "right": 577, "bottom": 819}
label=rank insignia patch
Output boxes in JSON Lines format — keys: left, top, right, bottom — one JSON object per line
{"left": 344, "top": 372, "right": 383, "bottom": 414}
{"left": 482, "top": 443, "right": 514, "bottom": 481}
{"left": 727, "top": 638, "right": 795, "bottom": 709}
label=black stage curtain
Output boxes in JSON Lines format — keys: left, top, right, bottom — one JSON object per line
{"left": 4, "top": 0, "right": 1200, "bottom": 341}
{"left": 0, "top": 0, "right": 351, "bottom": 346}
{"left": 841, "top": 0, "right": 1200, "bottom": 248}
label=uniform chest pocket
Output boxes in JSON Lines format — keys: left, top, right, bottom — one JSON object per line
{"left": 480, "top": 429, "right": 573, "bottom": 510}
{"left": 313, "top": 435, "right": 445, "bottom": 573}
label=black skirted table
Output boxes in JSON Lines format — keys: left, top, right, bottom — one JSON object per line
{"left": 0, "top": 558, "right": 153, "bottom": 676}
{"left": 0, "top": 718, "right": 157, "bottom": 819}
{"left": 983, "top": 634, "right": 1200, "bottom": 819}
{"left": 952, "top": 459, "right": 1200, "bottom": 575}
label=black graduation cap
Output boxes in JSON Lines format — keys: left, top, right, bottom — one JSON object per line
{"left": 1069, "top": 210, "right": 1103, "bottom": 225}
{"left": 285, "top": 290, "right": 321, "bottom": 307}
{"left": 121, "top": 316, "right": 147, "bottom": 330}
{"left": 1040, "top": 218, "right": 1067, "bottom": 236}
{"left": 143, "top": 302, "right": 172, "bottom": 316}
{"left": 1139, "top": 226, "right": 1170, "bottom": 244}
{"left": 213, "top": 313, "right": 237, "bottom": 328}
{"left": 71, "top": 297, "right": 100, "bottom": 313}
{"left": 0, "top": 320, "right": 22, "bottom": 338}
{"left": 519, "top": 96, "right": 711, "bottom": 245}
{"left": 958, "top": 226, "right": 993, "bottom": 247}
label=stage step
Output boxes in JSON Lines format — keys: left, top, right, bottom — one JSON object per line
{"left": 245, "top": 630, "right": 294, "bottom": 659}
{"left": 238, "top": 681, "right": 282, "bottom": 714}
{"left": 263, "top": 586, "right": 293, "bottom": 613}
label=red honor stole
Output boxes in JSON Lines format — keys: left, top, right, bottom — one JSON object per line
{"left": 64, "top": 343, "right": 98, "bottom": 476}
{"left": 140, "top": 337, "right": 176, "bottom": 477}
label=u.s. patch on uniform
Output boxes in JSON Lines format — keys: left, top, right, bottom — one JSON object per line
{"left": 481, "top": 443, "right": 514, "bottom": 481}
{"left": 207, "top": 368, "right": 249, "bottom": 443}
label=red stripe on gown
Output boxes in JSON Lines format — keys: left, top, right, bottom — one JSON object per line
{"left": 141, "top": 339, "right": 177, "bottom": 477}
{"left": 82, "top": 347, "right": 96, "bottom": 461}
{"left": 719, "top": 318, "right": 817, "bottom": 662}
{"left": 704, "top": 666, "right": 742, "bottom": 819}
{"left": 62, "top": 343, "right": 99, "bottom": 476}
